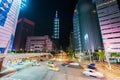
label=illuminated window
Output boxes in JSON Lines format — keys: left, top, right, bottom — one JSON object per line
{"left": 20, "top": 0, "right": 27, "bottom": 9}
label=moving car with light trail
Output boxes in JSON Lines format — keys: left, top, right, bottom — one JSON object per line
{"left": 83, "top": 68, "right": 105, "bottom": 78}
{"left": 32, "top": 62, "right": 40, "bottom": 66}
{"left": 47, "top": 61, "right": 54, "bottom": 67}
{"left": 69, "top": 62, "right": 79, "bottom": 66}
{"left": 47, "top": 61, "right": 59, "bottom": 71}
{"left": 48, "top": 65, "right": 59, "bottom": 71}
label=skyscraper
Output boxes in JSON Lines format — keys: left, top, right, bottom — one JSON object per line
{"left": 69, "top": 32, "right": 75, "bottom": 50}
{"left": 96, "top": 0, "right": 120, "bottom": 52}
{"left": 73, "top": 9, "right": 82, "bottom": 51}
{"left": 75, "top": 0, "right": 103, "bottom": 52}
{"left": 53, "top": 11, "right": 59, "bottom": 50}
{"left": 0, "top": 0, "right": 22, "bottom": 54}
{"left": 13, "top": 18, "right": 35, "bottom": 52}
{"left": 53, "top": 11, "right": 59, "bottom": 39}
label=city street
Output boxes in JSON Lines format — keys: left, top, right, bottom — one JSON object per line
{"left": 0, "top": 0, "right": 120, "bottom": 80}
{"left": 1, "top": 61, "right": 103, "bottom": 80}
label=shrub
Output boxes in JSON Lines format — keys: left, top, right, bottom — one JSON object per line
{"left": 110, "top": 52, "right": 119, "bottom": 57}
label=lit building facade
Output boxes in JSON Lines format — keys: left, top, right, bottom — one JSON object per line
{"left": 13, "top": 18, "right": 35, "bottom": 52}
{"left": 69, "top": 32, "right": 75, "bottom": 50}
{"left": 73, "top": 9, "right": 82, "bottom": 51}
{"left": 96, "top": 0, "right": 120, "bottom": 52}
{"left": 53, "top": 11, "right": 59, "bottom": 39}
{"left": 0, "top": 0, "right": 22, "bottom": 54}
{"left": 75, "top": 0, "right": 103, "bottom": 52}
{"left": 53, "top": 11, "right": 59, "bottom": 49}
{"left": 20, "top": 0, "right": 27, "bottom": 9}
{"left": 25, "top": 35, "right": 55, "bottom": 52}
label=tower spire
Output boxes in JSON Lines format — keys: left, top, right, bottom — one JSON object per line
{"left": 74, "top": 9, "right": 77, "bottom": 13}
{"left": 55, "top": 10, "right": 58, "bottom": 18}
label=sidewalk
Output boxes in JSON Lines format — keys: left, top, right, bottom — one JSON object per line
{"left": 79, "top": 61, "right": 120, "bottom": 80}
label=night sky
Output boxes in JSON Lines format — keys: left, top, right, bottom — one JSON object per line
{"left": 19, "top": 0, "right": 77, "bottom": 50}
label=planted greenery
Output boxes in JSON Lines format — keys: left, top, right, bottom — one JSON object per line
{"left": 110, "top": 52, "right": 119, "bottom": 57}
{"left": 67, "top": 50, "right": 80, "bottom": 60}
{"left": 96, "top": 51, "right": 105, "bottom": 62}
{"left": 67, "top": 50, "right": 74, "bottom": 58}
{"left": 50, "top": 51, "right": 56, "bottom": 56}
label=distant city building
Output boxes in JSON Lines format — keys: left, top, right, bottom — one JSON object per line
{"left": 0, "top": 0, "right": 22, "bottom": 54}
{"left": 13, "top": 18, "right": 35, "bottom": 52}
{"left": 75, "top": 0, "right": 103, "bottom": 52}
{"left": 53, "top": 11, "right": 60, "bottom": 50}
{"left": 53, "top": 11, "right": 59, "bottom": 39}
{"left": 96, "top": 0, "right": 120, "bottom": 52}
{"left": 73, "top": 9, "right": 82, "bottom": 51}
{"left": 25, "top": 35, "right": 55, "bottom": 52}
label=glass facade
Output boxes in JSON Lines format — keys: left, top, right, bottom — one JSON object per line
{"left": 73, "top": 9, "right": 82, "bottom": 51}
{"left": 75, "top": 0, "right": 103, "bottom": 52}
{"left": 53, "top": 11, "right": 59, "bottom": 39}
{"left": 0, "top": 0, "right": 21, "bottom": 54}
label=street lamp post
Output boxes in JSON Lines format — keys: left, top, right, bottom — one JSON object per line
{"left": 105, "top": 45, "right": 112, "bottom": 70}
{"left": 105, "top": 52, "right": 112, "bottom": 70}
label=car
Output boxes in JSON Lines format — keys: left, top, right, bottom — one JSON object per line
{"left": 32, "top": 62, "right": 40, "bottom": 66}
{"left": 48, "top": 65, "right": 60, "bottom": 71}
{"left": 83, "top": 68, "right": 105, "bottom": 78}
{"left": 87, "top": 63, "right": 97, "bottom": 70}
{"left": 40, "top": 59, "right": 44, "bottom": 61}
{"left": 61, "top": 63, "right": 68, "bottom": 67}
{"left": 47, "top": 61, "right": 54, "bottom": 67}
{"left": 48, "top": 61, "right": 54, "bottom": 64}
{"left": 69, "top": 62, "right": 79, "bottom": 66}
{"left": 17, "top": 62, "right": 24, "bottom": 65}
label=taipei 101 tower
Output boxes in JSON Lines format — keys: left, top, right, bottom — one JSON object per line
{"left": 53, "top": 11, "right": 60, "bottom": 50}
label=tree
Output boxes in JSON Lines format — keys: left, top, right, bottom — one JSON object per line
{"left": 96, "top": 51, "right": 105, "bottom": 62}
{"left": 67, "top": 50, "right": 74, "bottom": 58}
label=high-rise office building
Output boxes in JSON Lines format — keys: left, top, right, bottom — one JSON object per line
{"left": 53, "top": 11, "right": 59, "bottom": 50}
{"left": 75, "top": 0, "right": 103, "bottom": 52}
{"left": 69, "top": 32, "right": 75, "bottom": 50}
{"left": 13, "top": 18, "right": 35, "bottom": 52}
{"left": 73, "top": 9, "right": 82, "bottom": 51}
{"left": 96, "top": 0, "right": 120, "bottom": 52}
{"left": 53, "top": 11, "right": 59, "bottom": 39}
{"left": 0, "top": 0, "right": 22, "bottom": 54}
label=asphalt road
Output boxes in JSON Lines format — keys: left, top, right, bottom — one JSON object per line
{"left": 0, "top": 62, "right": 103, "bottom": 80}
